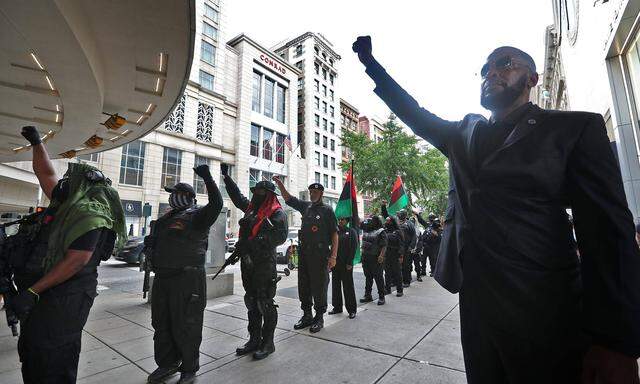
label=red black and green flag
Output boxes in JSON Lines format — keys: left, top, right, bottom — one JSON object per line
{"left": 387, "top": 175, "right": 409, "bottom": 215}
{"left": 334, "top": 162, "right": 361, "bottom": 264}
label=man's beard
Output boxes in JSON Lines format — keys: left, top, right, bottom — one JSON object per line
{"left": 480, "top": 74, "right": 527, "bottom": 110}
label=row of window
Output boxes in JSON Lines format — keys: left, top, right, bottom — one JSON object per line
{"left": 313, "top": 132, "right": 336, "bottom": 151}
{"left": 164, "top": 95, "right": 214, "bottom": 143}
{"left": 313, "top": 80, "right": 334, "bottom": 101}
{"left": 314, "top": 114, "right": 336, "bottom": 135}
{"left": 252, "top": 70, "right": 286, "bottom": 123}
{"left": 314, "top": 172, "right": 336, "bottom": 190}
{"left": 313, "top": 151, "right": 337, "bottom": 171}
{"left": 314, "top": 62, "right": 335, "bottom": 85}
{"left": 314, "top": 96, "right": 335, "bottom": 117}
{"left": 250, "top": 123, "right": 286, "bottom": 163}
{"left": 249, "top": 169, "right": 285, "bottom": 189}
{"left": 119, "top": 140, "right": 233, "bottom": 196}
{"left": 341, "top": 114, "right": 358, "bottom": 130}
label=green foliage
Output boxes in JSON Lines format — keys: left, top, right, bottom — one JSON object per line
{"left": 340, "top": 114, "right": 449, "bottom": 216}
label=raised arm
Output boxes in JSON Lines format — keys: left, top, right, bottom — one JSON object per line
{"left": 413, "top": 209, "right": 428, "bottom": 227}
{"left": 353, "top": 36, "right": 458, "bottom": 154}
{"left": 273, "top": 176, "right": 310, "bottom": 214}
{"left": 381, "top": 201, "right": 389, "bottom": 219}
{"left": 193, "top": 165, "right": 224, "bottom": 228}
{"left": 21, "top": 126, "right": 58, "bottom": 199}
{"left": 222, "top": 171, "right": 250, "bottom": 212}
{"left": 567, "top": 113, "right": 640, "bottom": 361}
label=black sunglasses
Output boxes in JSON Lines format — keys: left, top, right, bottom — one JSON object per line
{"left": 480, "top": 56, "right": 528, "bottom": 79}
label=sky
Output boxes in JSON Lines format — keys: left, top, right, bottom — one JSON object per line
{"left": 225, "top": 0, "right": 554, "bottom": 122}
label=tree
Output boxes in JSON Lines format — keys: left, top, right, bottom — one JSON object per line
{"left": 340, "top": 114, "right": 449, "bottom": 216}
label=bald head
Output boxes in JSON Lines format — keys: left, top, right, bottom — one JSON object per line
{"left": 488, "top": 46, "right": 536, "bottom": 74}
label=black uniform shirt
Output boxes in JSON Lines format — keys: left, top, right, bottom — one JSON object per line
{"left": 286, "top": 197, "right": 337, "bottom": 247}
{"left": 336, "top": 226, "right": 358, "bottom": 266}
{"left": 475, "top": 102, "right": 533, "bottom": 165}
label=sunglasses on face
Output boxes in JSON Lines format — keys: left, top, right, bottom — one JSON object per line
{"left": 480, "top": 56, "right": 529, "bottom": 79}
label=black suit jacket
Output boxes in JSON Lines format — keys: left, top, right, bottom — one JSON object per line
{"left": 365, "top": 59, "right": 640, "bottom": 356}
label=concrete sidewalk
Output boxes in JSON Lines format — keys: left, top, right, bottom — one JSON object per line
{"left": 0, "top": 267, "right": 465, "bottom": 383}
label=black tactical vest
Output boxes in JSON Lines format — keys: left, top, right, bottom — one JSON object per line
{"left": 299, "top": 203, "right": 332, "bottom": 253}
{"left": 362, "top": 228, "right": 384, "bottom": 256}
{"left": 153, "top": 206, "right": 209, "bottom": 269}
{"left": 385, "top": 229, "right": 403, "bottom": 256}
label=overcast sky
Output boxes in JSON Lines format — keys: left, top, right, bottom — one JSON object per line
{"left": 225, "top": 0, "right": 553, "bottom": 122}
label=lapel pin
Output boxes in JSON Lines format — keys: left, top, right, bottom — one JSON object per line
{"left": 528, "top": 119, "right": 536, "bottom": 125}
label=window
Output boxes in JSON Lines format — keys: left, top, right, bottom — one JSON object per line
{"left": 329, "top": 58, "right": 334, "bottom": 66}
{"left": 202, "top": 22, "right": 218, "bottom": 39}
{"left": 322, "top": 101, "right": 327, "bottom": 113}
{"left": 341, "top": 115, "right": 346, "bottom": 126}
{"left": 330, "top": 74, "right": 334, "bottom": 85}
{"left": 295, "top": 44, "right": 303, "bottom": 56}
{"left": 329, "top": 89, "right": 334, "bottom": 101}
{"left": 331, "top": 157, "right": 336, "bottom": 170}
{"left": 322, "top": 68, "right": 327, "bottom": 80}
{"left": 298, "top": 78, "right": 304, "bottom": 89}
{"left": 323, "top": 154, "right": 328, "bottom": 168}
{"left": 330, "top": 122, "right": 335, "bottom": 134}
{"left": 262, "top": 129, "right": 273, "bottom": 160}
{"left": 165, "top": 94, "right": 185, "bottom": 132}
{"left": 197, "top": 102, "right": 214, "bottom": 142}
{"left": 119, "top": 141, "right": 145, "bottom": 186}
{"left": 199, "top": 70, "right": 214, "bottom": 91}
{"left": 323, "top": 136, "right": 328, "bottom": 148}
{"left": 315, "top": 114, "right": 320, "bottom": 127}
{"left": 276, "top": 134, "right": 285, "bottom": 163}
{"left": 314, "top": 97, "right": 320, "bottom": 110}
{"left": 295, "top": 61, "right": 303, "bottom": 70}
{"left": 219, "top": 164, "right": 233, "bottom": 198}
{"left": 323, "top": 174, "right": 329, "bottom": 187}
{"left": 330, "top": 139, "right": 335, "bottom": 151}
{"left": 252, "top": 71, "right": 262, "bottom": 112}
{"left": 204, "top": 3, "right": 219, "bottom": 22}
{"left": 264, "top": 78, "right": 275, "bottom": 118}
{"left": 262, "top": 171, "right": 274, "bottom": 182}
{"left": 162, "top": 147, "right": 182, "bottom": 188}
{"left": 314, "top": 80, "right": 319, "bottom": 92}
{"left": 249, "top": 169, "right": 260, "bottom": 188}
{"left": 331, "top": 176, "right": 336, "bottom": 190}
{"left": 330, "top": 106, "right": 334, "bottom": 117}
{"left": 323, "top": 119, "right": 328, "bottom": 131}
{"left": 250, "top": 124, "right": 260, "bottom": 156}
{"left": 314, "top": 132, "right": 320, "bottom": 145}
{"left": 277, "top": 84, "right": 286, "bottom": 123}
{"left": 193, "top": 155, "right": 210, "bottom": 194}
{"left": 78, "top": 153, "right": 99, "bottom": 162}
{"left": 315, "top": 172, "right": 321, "bottom": 183}
{"left": 314, "top": 63, "right": 319, "bottom": 75}
{"left": 322, "top": 85, "right": 327, "bottom": 97}
{"left": 322, "top": 53, "right": 327, "bottom": 61}
{"left": 201, "top": 40, "right": 216, "bottom": 65}
{"left": 314, "top": 151, "right": 320, "bottom": 166}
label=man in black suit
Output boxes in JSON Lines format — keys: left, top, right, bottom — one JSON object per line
{"left": 353, "top": 36, "right": 640, "bottom": 384}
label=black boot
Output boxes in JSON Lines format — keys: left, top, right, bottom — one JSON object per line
{"left": 293, "top": 310, "right": 314, "bottom": 330}
{"left": 237, "top": 310, "right": 262, "bottom": 355}
{"left": 328, "top": 307, "right": 342, "bottom": 315}
{"left": 177, "top": 371, "right": 196, "bottom": 384}
{"left": 359, "top": 295, "right": 373, "bottom": 303}
{"left": 253, "top": 332, "right": 275, "bottom": 360}
{"left": 309, "top": 314, "right": 324, "bottom": 333}
{"left": 417, "top": 275, "right": 423, "bottom": 282}
{"left": 377, "top": 296, "right": 385, "bottom": 305}
{"left": 148, "top": 364, "right": 180, "bottom": 383}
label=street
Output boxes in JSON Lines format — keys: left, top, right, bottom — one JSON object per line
{"left": 0, "top": 259, "right": 464, "bottom": 384}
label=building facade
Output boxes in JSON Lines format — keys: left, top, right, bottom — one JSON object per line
{"left": 340, "top": 98, "right": 359, "bottom": 163}
{"left": 547, "top": 0, "right": 640, "bottom": 219}
{"left": 274, "top": 33, "right": 343, "bottom": 205}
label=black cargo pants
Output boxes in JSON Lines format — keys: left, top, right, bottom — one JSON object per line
{"left": 297, "top": 244, "right": 329, "bottom": 314}
{"left": 151, "top": 268, "right": 206, "bottom": 373}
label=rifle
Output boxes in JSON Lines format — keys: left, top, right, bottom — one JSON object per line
{"left": 0, "top": 213, "right": 43, "bottom": 337}
{"left": 141, "top": 220, "right": 156, "bottom": 299}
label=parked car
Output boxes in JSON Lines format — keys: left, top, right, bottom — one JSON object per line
{"left": 226, "top": 237, "right": 238, "bottom": 253}
{"left": 114, "top": 236, "right": 144, "bottom": 264}
{"left": 276, "top": 230, "right": 299, "bottom": 264}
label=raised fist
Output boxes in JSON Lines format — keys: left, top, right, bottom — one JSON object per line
{"left": 220, "top": 163, "right": 229, "bottom": 177}
{"left": 352, "top": 36, "right": 373, "bottom": 65}
{"left": 21, "top": 126, "right": 41, "bottom": 146}
{"left": 193, "top": 164, "right": 212, "bottom": 180}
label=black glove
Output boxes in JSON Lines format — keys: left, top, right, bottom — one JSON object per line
{"left": 193, "top": 164, "right": 213, "bottom": 182}
{"left": 352, "top": 36, "right": 373, "bottom": 66}
{"left": 9, "top": 289, "right": 39, "bottom": 321}
{"left": 220, "top": 164, "right": 229, "bottom": 177}
{"left": 21, "top": 126, "right": 41, "bottom": 146}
